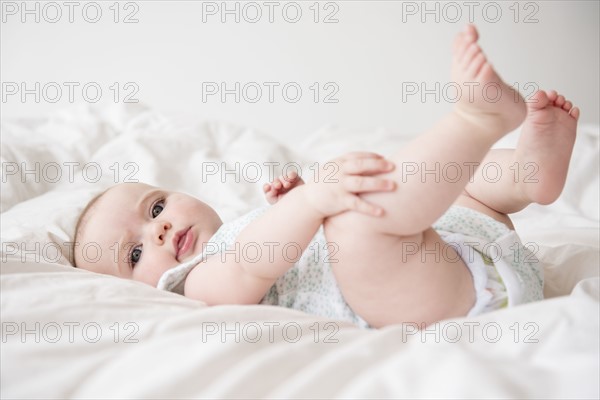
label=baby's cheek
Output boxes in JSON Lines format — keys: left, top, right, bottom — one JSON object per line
{"left": 133, "top": 262, "right": 173, "bottom": 287}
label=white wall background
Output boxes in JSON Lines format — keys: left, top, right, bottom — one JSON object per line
{"left": 2, "top": 1, "right": 598, "bottom": 140}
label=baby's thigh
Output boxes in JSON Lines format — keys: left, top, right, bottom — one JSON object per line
{"left": 323, "top": 211, "right": 476, "bottom": 328}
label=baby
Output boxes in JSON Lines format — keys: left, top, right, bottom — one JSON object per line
{"left": 73, "top": 25, "right": 579, "bottom": 329}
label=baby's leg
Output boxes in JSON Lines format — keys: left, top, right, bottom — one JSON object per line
{"left": 459, "top": 90, "right": 580, "bottom": 215}
{"left": 329, "top": 89, "right": 580, "bottom": 327}
{"left": 324, "top": 26, "right": 530, "bottom": 327}
{"left": 332, "top": 25, "right": 526, "bottom": 239}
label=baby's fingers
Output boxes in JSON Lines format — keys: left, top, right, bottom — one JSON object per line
{"left": 345, "top": 195, "right": 385, "bottom": 217}
{"left": 342, "top": 158, "right": 395, "bottom": 175}
{"left": 344, "top": 176, "right": 396, "bottom": 193}
{"left": 272, "top": 180, "right": 283, "bottom": 190}
{"left": 281, "top": 170, "right": 303, "bottom": 189}
{"left": 337, "top": 152, "right": 385, "bottom": 163}
{"left": 264, "top": 185, "right": 279, "bottom": 204}
{"left": 280, "top": 176, "right": 293, "bottom": 189}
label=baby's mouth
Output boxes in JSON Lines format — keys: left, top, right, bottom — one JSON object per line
{"left": 173, "top": 227, "right": 194, "bottom": 262}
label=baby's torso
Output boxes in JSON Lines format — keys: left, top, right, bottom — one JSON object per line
{"left": 157, "top": 206, "right": 370, "bottom": 328}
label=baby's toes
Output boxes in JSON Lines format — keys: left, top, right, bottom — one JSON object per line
{"left": 547, "top": 90, "right": 558, "bottom": 102}
{"left": 569, "top": 106, "right": 580, "bottom": 120}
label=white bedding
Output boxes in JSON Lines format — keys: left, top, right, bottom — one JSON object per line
{"left": 1, "top": 103, "right": 599, "bottom": 399}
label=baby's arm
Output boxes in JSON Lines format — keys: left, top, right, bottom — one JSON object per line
{"left": 184, "top": 152, "right": 396, "bottom": 305}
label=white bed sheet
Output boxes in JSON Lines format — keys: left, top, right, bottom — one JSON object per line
{"left": 1, "top": 103, "right": 599, "bottom": 398}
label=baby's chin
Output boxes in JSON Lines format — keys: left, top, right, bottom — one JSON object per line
{"left": 179, "top": 247, "right": 204, "bottom": 264}
{"left": 182, "top": 231, "right": 219, "bottom": 263}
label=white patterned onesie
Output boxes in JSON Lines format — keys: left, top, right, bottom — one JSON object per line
{"left": 157, "top": 205, "right": 544, "bottom": 329}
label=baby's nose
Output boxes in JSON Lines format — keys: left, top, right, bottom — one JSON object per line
{"left": 152, "top": 220, "right": 172, "bottom": 243}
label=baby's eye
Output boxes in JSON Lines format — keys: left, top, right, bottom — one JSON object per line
{"left": 130, "top": 246, "right": 142, "bottom": 267}
{"left": 151, "top": 200, "right": 164, "bottom": 218}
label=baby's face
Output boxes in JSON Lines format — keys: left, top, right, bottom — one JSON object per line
{"left": 75, "top": 183, "right": 222, "bottom": 287}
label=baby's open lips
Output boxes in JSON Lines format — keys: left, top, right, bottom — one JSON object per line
{"left": 173, "top": 227, "right": 194, "bottom": 261}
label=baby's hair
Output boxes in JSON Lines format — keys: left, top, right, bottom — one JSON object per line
{"left": 71, "top": 189, "right": 109, "bottom": 268}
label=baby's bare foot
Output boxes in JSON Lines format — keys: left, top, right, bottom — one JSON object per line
{"left": 452, "top": 25, "right": 526, "bottom": 138}
{"left": 515, "top": 90, "right": 579, "bottom": 204}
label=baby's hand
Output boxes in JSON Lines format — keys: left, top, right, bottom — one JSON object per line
{"left": 263, "top": 170, "right": 305, "bottom": 205}
{"left": 305, "top": 152, "right": 396, "bottom": 217}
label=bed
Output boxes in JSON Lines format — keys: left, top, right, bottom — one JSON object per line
{"left": 1, "top": 103, "right": 598, "bottom": 398}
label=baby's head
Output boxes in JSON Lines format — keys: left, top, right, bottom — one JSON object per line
{"left": 73, "top": 182, "right": 222, "bottom": 287}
